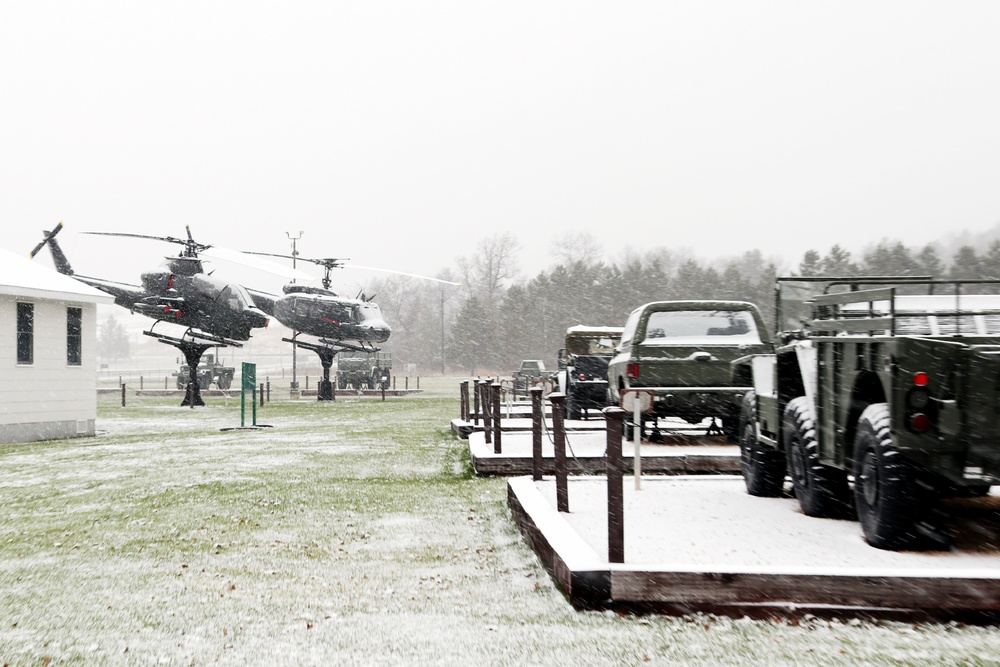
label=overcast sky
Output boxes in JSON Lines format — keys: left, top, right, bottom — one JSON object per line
{"left": 4, "top": 1, "right": 1000, "bottom": 292}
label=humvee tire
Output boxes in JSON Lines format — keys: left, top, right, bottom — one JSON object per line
{"left": 739, "top": 391, "right": 785, "bottom": 497}
{"left": 783, "top": 397, "right": 851, "bottom": 518}
{"left": 853, "top": 403, "right": 926, "bottom": 550}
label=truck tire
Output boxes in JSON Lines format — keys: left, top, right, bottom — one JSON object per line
{"left": 739, "top": 391, "right": 786, "bottom": 497}
{"left": 853, "top": 403, "right": 927, "bottom": 550}
{"left": 784, "top": 396, "right": 851, "bottom": 518}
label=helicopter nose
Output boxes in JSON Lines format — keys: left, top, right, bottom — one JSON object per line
{"left": 367, "top": 320, "right": 391, "bottom": 342}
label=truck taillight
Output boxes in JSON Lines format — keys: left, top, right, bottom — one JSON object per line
{"left": 578, "top": 373, "right": 588, "bottom": 381}
{"left": 906, "top": 370, "right": 934, "bottom": 432}
{"left": 909, "top": 413, "right": 931, "bottom": 432}
{"left": 626, "top": 362, "right": 639, "bottom": 379}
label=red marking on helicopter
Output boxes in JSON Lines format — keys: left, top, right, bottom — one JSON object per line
{"left": 323, "top": 317, "right": 342, "bottom": 326}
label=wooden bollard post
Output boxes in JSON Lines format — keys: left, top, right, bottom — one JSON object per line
{"left": 491, "top": 382, "right": 502, "bottom": 454}
{"left": 603, "top": 406, "right": 626, "bottom": 563}
{"left": 481, "top": 381, "right": 492, "bottom": 445}
{"left": 460, "top": 381, "right": 469, "bottom": 421}
{"left": 530, "top": 386, "right": 543, "bottom": 481}
{"left": 405, "top": 376, "right": 409, "bottom": 391}
{"left": 549, "top": 392, "right": 568, "bottom": 512}
{"left": 472, "top": 379, "right": 481, "bottom": 425}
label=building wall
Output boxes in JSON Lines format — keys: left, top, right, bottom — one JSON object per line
{"left": 0, "top": 294, "right": 99, "bottom": 444}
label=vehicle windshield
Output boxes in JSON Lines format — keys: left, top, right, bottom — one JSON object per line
{"left": 640, "top": 310, "right": 761, "bottom": 345}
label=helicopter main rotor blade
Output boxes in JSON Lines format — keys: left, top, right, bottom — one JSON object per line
{"left": 82, "top": 231, "right": 191, "bottom": 246}
{"left": 201, "top": 247, "right": 315, "bottom": 281}
{"left": 345, "top": 264, "right": 462, "bottom": 286}
{"left": 30, "top": 221, "right": 64, "bottom": 258}
{"left": 242, "top": 251, "right": 349, "bottom": 269}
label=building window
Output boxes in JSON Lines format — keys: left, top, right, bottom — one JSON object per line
{"left": 17, "top": 302, "right": 34, "bottom": 365}
{"left": 67, "top": 307, "right": 83, "bottom": 366}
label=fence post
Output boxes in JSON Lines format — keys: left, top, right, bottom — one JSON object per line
{"left": 266, "top": 379, "right": 271, "bottom": 403}
{"left": 603, "top": 406, "right": 626, "bottom": 563}
{"left": 549, "top": 392, "right": 568, "bottom": 512}
{"left": 121, "top": 383, "right": 126, "bottom": 408}
{"left": 417, "top": 376, "right": 420, "bottom": 389}
{"left": 259, "top": 383, "right": 264, "bottom": 407}
{"left": 405, "top": 376, "right": 409, "bottom": 391}
{"left": 140, "top": 376, "right": 143, "bottom": 391}
{"left": 491, "top": 382, "right": 502, "bottom": 454}
{"left": 481, "top": 381, "right": 492, "bottom": 445}
{"left": 530, "top": 386, "right": 543, "bottom": 481}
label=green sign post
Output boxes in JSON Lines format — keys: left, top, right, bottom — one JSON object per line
{"left": 241, "top": 362, "right": 257, "bottom": 428}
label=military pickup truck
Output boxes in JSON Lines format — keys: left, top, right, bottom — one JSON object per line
{"left": 557, "top": 325, "right": 623, "bottom": 419}
{"left": 607, "top": 301, "right": 771, "bottom": 440}
{"left": 733, "top": 277, "right": 1000, "bottom": 550}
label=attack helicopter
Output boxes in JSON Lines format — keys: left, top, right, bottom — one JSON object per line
{"left": 243, "top": 252, "right": 459, "bottom": 400}
{"left": 30, "top": 223, "right": 300, "bottom": 406}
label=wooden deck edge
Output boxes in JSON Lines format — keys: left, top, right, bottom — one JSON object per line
{"left": 612, "top": 569, "right": 1000, "bottom": 612}
{"left": 506, "top": 477, "right": 610, "bottom": 607}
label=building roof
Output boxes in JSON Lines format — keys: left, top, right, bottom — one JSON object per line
{"left": 0, "top": 246, "right": 114, "bottom": 304}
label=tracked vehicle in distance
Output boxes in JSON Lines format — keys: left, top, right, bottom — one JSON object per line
{"left": 733, "top": 276, "right": 1000, "bottom": 550}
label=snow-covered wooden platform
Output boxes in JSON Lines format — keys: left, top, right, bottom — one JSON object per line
{"left": 469, "top": 429, "right": 740, "bottom": 476}
{"left": 508, "top": 475, "right": 1000, "bottom": 616}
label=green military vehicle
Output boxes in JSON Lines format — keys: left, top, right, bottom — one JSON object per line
{"left": 337, "top": 351, "right": 391, "bottom": 390}
{"left": 557, "top": 325, "right": 623, "bottom": 420}
{"left": 733, "top": 276, "right": 1000, "bottom": 550}
{"left": 511, "top": 360, "right": 555, "bottom": 393}
{"left": 607, "top": 301, "right": 770, "bottom": 440}
{"left": 174, "top": 353, "right": 235, "bottom": 390}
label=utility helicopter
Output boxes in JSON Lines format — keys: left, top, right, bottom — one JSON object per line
{"left": 30, "top": 223, "right": 302, "bottom": 405}
{"left": 243, "top": 252, "right": 459, "bottom": 400}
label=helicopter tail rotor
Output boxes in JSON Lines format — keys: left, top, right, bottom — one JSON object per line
{"left": 30, "top": 222, "right": 74, "bottom": 275}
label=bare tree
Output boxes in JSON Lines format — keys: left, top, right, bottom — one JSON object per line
{"left": 549, "top": 231, "right": 602, "bottom": 266}
{"left": 457, "top": 232, "right": 521, "bottom": 302}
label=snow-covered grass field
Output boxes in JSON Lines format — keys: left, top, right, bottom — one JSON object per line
{"left": 2, "top": 382, "right": 1000, "bottom": 665}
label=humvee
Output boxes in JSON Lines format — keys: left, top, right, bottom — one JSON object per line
{"left": 337, "top": 352, "right": 392, "bottom": 390}
{"left": 174, "top": 353, "right": 234, "bottom": 390}
{"left": 733, "top": 277, "right": 1000, "bottom": 550}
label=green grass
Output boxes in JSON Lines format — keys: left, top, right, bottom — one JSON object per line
{"left": 1, "top": 390, "right": 999, "bottom": 665}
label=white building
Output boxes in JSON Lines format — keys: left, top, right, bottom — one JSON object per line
{"left": 0, "top": 246, "right": 113, "bottom": 444}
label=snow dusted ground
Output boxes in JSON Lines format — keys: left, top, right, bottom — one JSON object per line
{"left": 2, "top": 385, "right": 1000, "bottom": 665}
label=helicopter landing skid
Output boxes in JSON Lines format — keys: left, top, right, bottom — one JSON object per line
{"left": 144, "top": 326, "right": 237, "bottom": 407}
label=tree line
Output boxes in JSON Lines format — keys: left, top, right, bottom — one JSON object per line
{"left": 370, "top": 234, "right": 1000, "bottom": 376}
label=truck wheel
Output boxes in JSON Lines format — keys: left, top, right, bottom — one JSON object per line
{"left": 853, "top": 403, "right": 927, "bottom": 550}
{"left": 739, "top": 391, "right": 785, "bottom": 497}
{"left": 784, "top": 397, "right": 851, "bottom": 518}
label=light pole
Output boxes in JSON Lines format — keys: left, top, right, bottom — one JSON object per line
{"left": 287, "top": 231, "right": 303, "bottom": 395}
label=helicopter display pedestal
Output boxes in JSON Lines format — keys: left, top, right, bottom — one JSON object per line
{"left": 145, "top": 328, "right": 238, "bottom": 407}
{"left": 283, "top": 337, "right": 339, "bottom": 402}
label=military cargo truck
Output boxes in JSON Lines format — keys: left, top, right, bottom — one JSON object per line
{"left": 511, "top": 360, "right": 554, "bottom": 393}
{"left": 174, "top": 353, "right": 234, "bottom": 390}
{"left": 733, "top": 276, "right": 1000, "bottom": 550}
{"left": 557, "top": 325, "right": 623, "bottom": 419}
{"left": 337, "top": 352, "right": 391, "bottom": 390}
{"left": 607, "top": 301, "right": 770, "bottom": 440}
